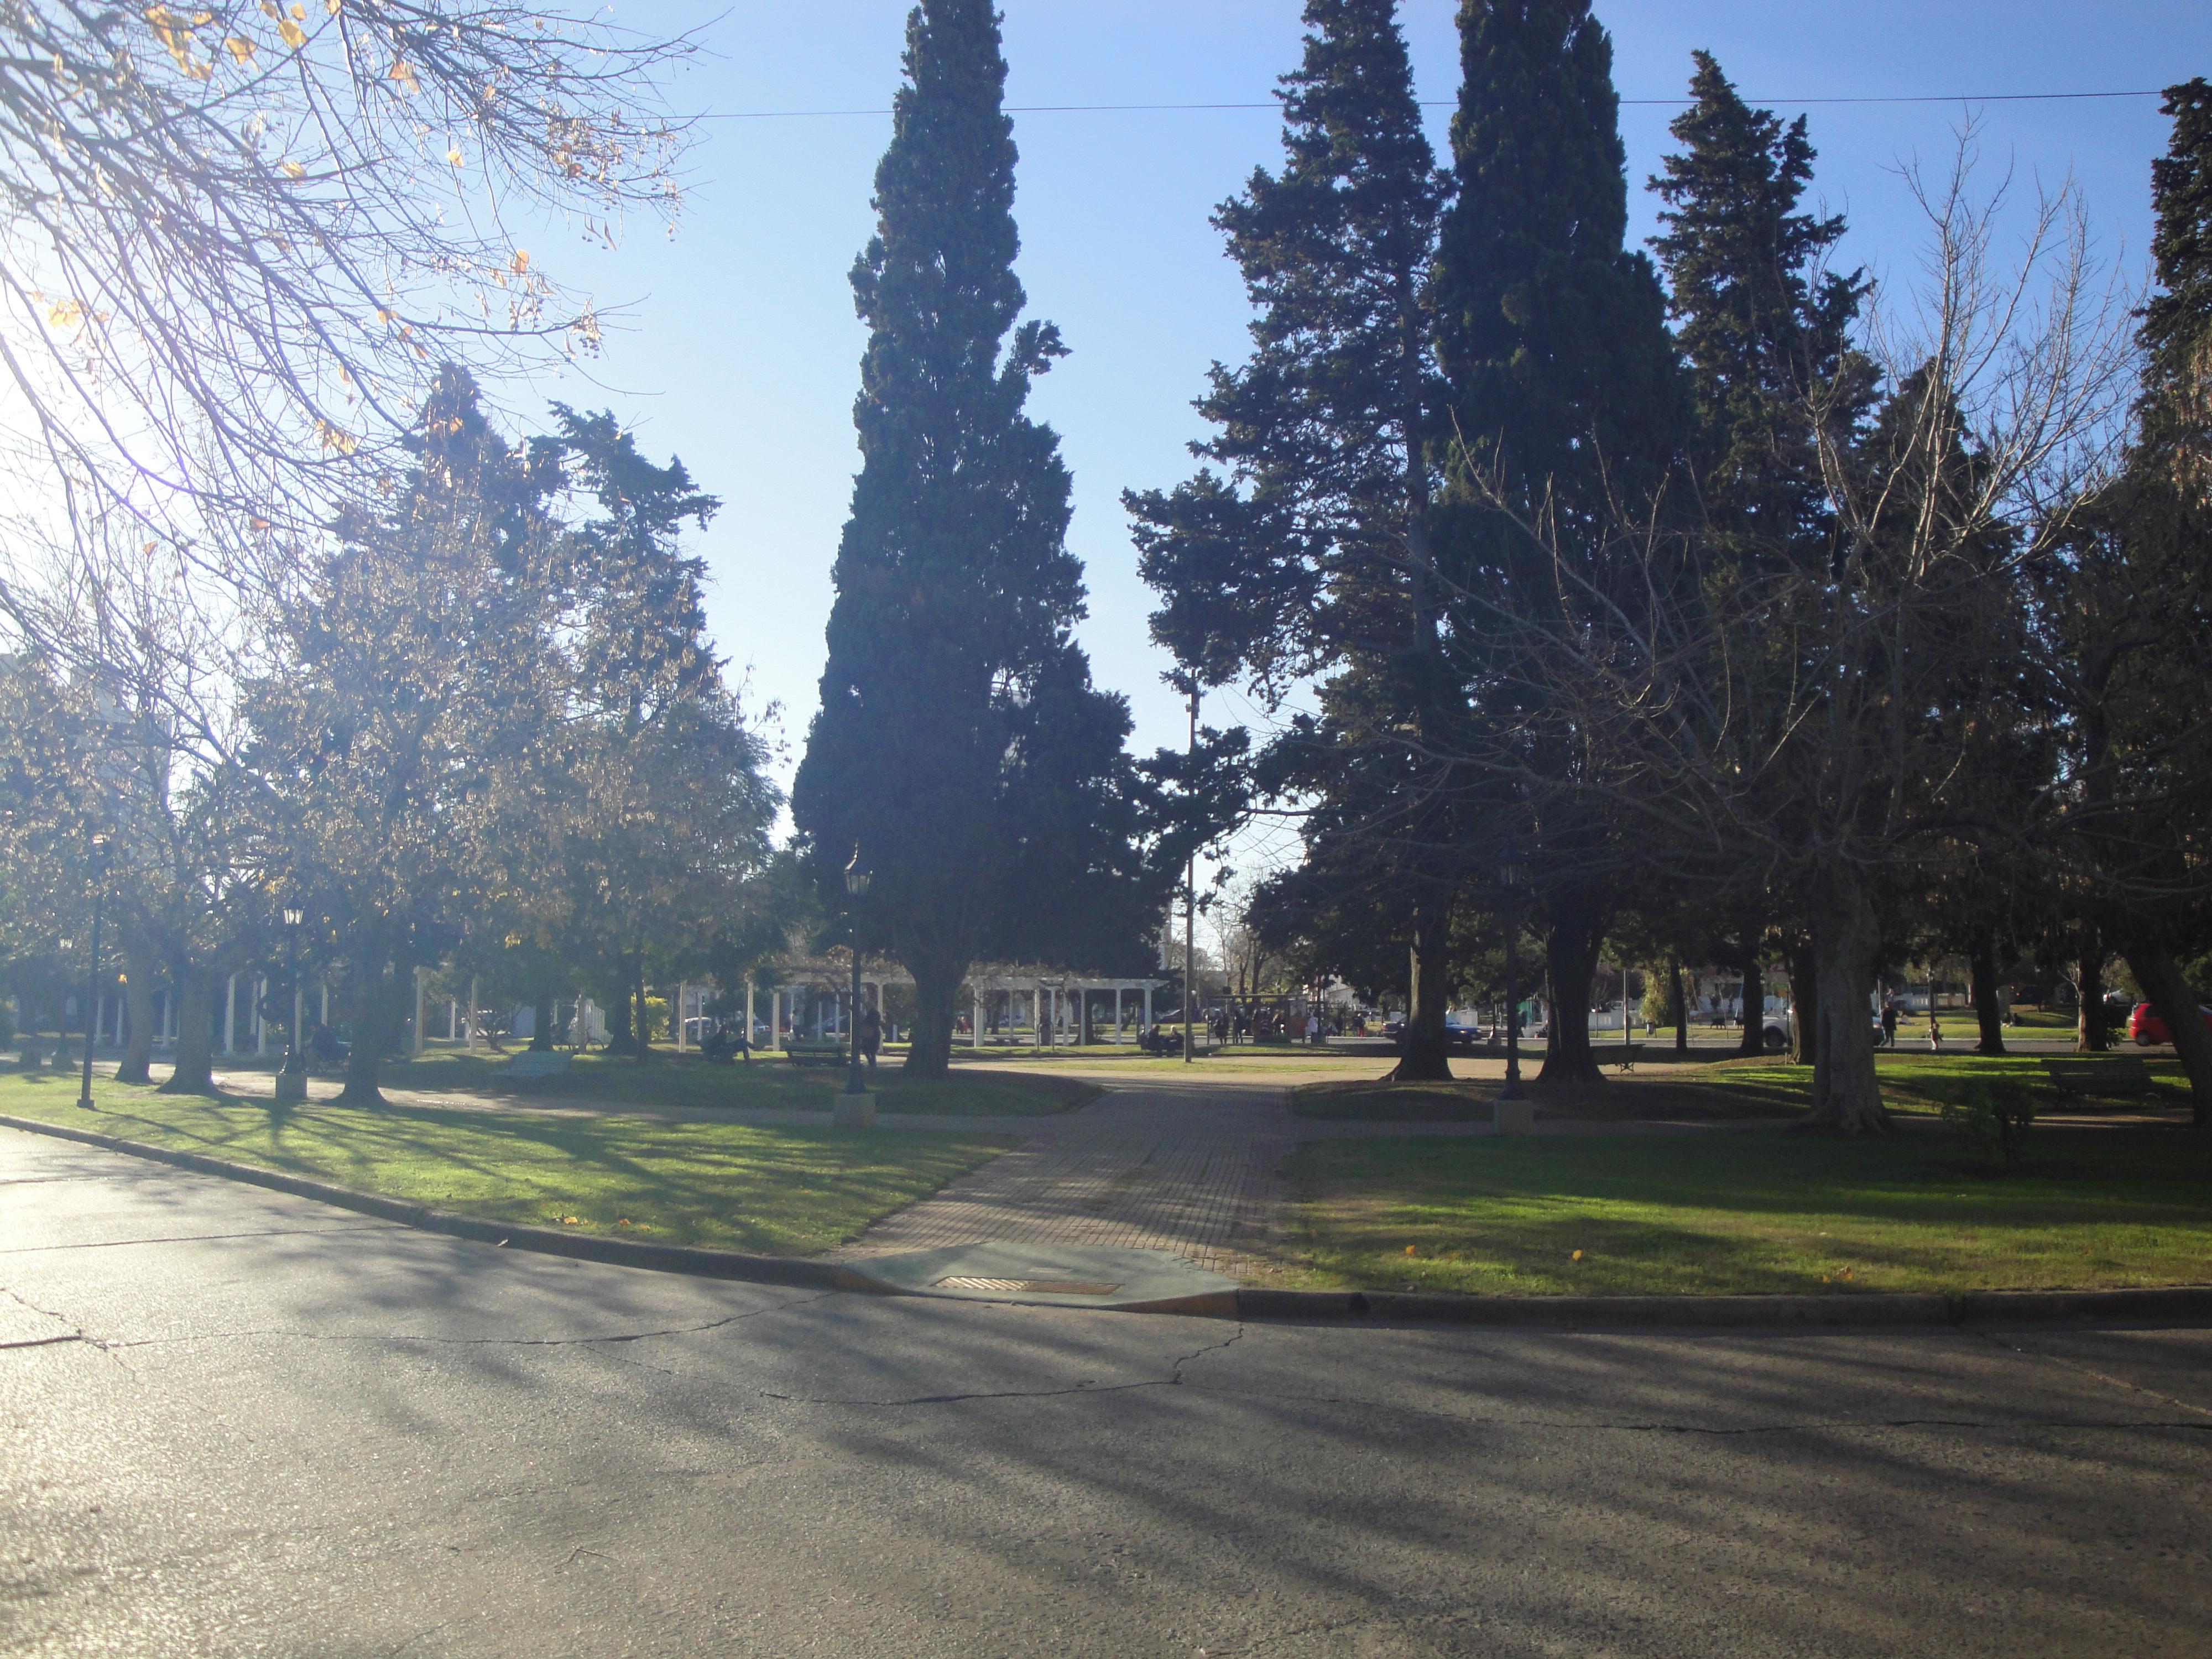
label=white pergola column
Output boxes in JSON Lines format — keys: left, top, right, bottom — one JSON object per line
{"left": 223, "top": 973, "right": 237, "bottom": 1055}
{"left": 448, "top": 998, "right": 458, "bottom": 1041}
{"left": 319, "top": 982, "right": 329, "bottom": 1026}
{"left": 469, "top": 975, "right": 481, "bottom": 1048}
{"left": 675, "top": 981, "right": 688, "bottom": 1051}
{"left": 972, "top": 985, "right": 982, "bottom": 1048}
{"left": 1113, "top": 987, "right": 1123, "bottom": 1041}
{"left": 411, "top": 966, "right": 425, "bottom": 1056}
{"left": 745, "top": 978, "right": 755, "bottom": 1046}
{"left": 160, "top": 990, "right": 171, "bottom": 1049}
{"left": 771, "top": 989, "right": 783, "bottom": 1052}
{"left": 1143, "top": 983, "right": 1153, "bottom": 1036}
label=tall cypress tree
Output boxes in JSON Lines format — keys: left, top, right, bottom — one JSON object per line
{"left": 1648, "top": 53, "right": 1870, "bottom": 1055}
{"left": 794, "top": 0, "right": 1147, "bottom": 1077}
{"left": 2068, "top": 78, "right": 2212, "bottom": 1126}
{"left": 1127, "top": 0, "right": 1459, "bottom": 1077}
{"left": 1430, "top": 0, "right": 1681, "bottom": 1084}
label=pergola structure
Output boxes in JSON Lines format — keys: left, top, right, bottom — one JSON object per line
{"left": 671, "top": 962, "right": 1167, "bottom": 1052}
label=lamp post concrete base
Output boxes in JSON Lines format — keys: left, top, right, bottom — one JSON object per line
{"left": 1493, "top": 1098, "right": 1535, "bottom": 1135}
{"left": 834, "top": 1090, "right": 877, "bottom": 1130}
{"left": 273, "top": 1069, "right": 308, "bottom": 1107}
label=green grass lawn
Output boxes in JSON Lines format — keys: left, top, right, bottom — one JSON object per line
{"left": 1282, "top": 1125, "right": 2212, "bottom": 1296}
{"left": 0, "top": 1070, "right": 1009, "bottom": 1256}
{"left": 1294, "top": 1051, "right": 2196, "bottom": 1124}
{"left": 225, "top": 1045, "right": 1097, "bottom": 1117}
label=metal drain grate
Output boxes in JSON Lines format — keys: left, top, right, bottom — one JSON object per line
{"left": 935, "top": 1276, "right": 1123, "bottom": 1296}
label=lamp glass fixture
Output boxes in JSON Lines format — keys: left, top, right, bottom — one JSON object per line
{"left": 1498, "top": 840, "right": 1526, "bottom": 889}
{"left": 283, "top": 907, "right": 304, "bottom": 927}
{"left": 843, "top": 846, "right": 872, "bottom": 897}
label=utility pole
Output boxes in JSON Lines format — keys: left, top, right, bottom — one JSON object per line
{"left": 1184, "top": 679, "right": 1198, "bottom": 1065}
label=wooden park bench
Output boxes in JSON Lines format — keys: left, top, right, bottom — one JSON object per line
{"left": 2041, "top": 1055, "right": 2162, "bottom": 1099}
{"left": 782, "top": 1039, "right": 848, "bottom": 1068}
{"left": 1611, "top": 1041, "right": 1645, "bottom": 1073}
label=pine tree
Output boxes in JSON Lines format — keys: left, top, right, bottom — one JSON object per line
{"left": 794, "top": 0, "right": 1149, "bottom": 1077}
{"left": 1128, "top": 0, "right": 1462, "bottom": 1077}
{"left": 1648, "top": 53, "right": 1870, "bottom": 1056}
{"left": 1429, "top": 0, "right": 1682, "bottom": 1084}
{"left": 2058, "top": 78, "right": 2212, "bottom": 1126}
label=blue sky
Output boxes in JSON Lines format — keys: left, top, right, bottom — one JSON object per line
{"left": 529, "top": 1, "right": 2206, "bottom": 864}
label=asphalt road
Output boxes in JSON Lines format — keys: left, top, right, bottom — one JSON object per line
{"left": 3, "top": 1126, "right": 2208, "bottom": 1658}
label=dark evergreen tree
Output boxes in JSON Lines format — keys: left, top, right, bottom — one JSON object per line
{"left": 794, "top": 0, "right": 1153, "bottom": 1077}
{"left": 1648, "top": 54, "right": 1871, "bottom": 1052}
{"left": 1428, "top": 0, "right": 1683, "bottom": 1083}
{"left": 1650, "top": 53, "right": 1866, "bottom": 561}
{"left": 2039, "top": 80, "right": 2212, "bottom": 1125}
{"left": 1129, "top": 0, "right": 1462, "bottom": 1077}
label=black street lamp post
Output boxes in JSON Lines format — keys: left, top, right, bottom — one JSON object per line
{"left": 78, "top": 834, "right": 109, "bottom": 1110}
{"left": 842, "top": 846, "right": 873, "bottom": 1115}
{"left": 276, "top": 907, "right": 307, "bottom": 1105}
{"left": 1497, "top": 839, "right": 1526, "bottom": 1104}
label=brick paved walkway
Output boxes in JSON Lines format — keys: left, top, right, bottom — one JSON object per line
{"left": 826, "top": 1081, "right": 1299, "bottom": 1276}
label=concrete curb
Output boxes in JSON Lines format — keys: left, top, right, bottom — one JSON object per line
{"left": 7, "top": 1110, "right": 2211, "bottom": 1328}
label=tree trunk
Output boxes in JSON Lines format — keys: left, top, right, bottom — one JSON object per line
{"left": 1735, "top": 934, "right": 1767, "bottom": 1057}
{"left": 1389, "top": 905, "right": 1454, "bottom": 1082}
{"left": 1803, "top": 869, "right": 1891, "bottom": 1133}
{"left": 603, "top": 985, "right": 636, "bottom": 1055}
{"left": 116, "top": 936, "right": 158, "bottom": 1084}
{"left": 2075, "top": 920, "right": 2109, "bottom": 1052}
{"left": 2124, "top": 946, "right": 2212, "bottom": 1129}
{"left": 333, "top": 961, "right": 400, "bottom": 1107}
{"left": 1969, "top": 936, "right": 2007, "bottom": 1055}
{"left": 1670, "top": 956, "right": 1688, "bottom": 1057}
{"left": 632, "top": 954, "right": 650, "bottom": 1066}
{"left": 1786, "top": 933, "right": 1818, "bottom": 1068}
{"left": 156, "top": 968, "right": 217, "bottom": 1093}
{"left": 902, "top": 951, "right": 964, "bottom": 1078}
{"left": 530, "top": 993, "right": 555, "bottom": 1052}
{"left": 1538, "top": 900, "right": 1604, "bottom": 1086}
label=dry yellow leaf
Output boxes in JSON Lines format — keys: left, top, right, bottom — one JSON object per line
{"left": 278, "top": 15, "right": 304, "bottom": 48}
{"left": 1571, "top": 1248, "right": 1583, "bottom": 1261}
{"left": 389, "top": 59, "right": 419, "bottom": 93}
{"left": 46, "top": 298, "right": 82, "bottom": 328}
{"left": 446, "top": 145, "right": 463, "bottom": 166}
{"left": 510, "top": 249, "right": 530, "bottom": 273}
{"left": 225, "top": 35, "right": 253, "bottom": 62}
{"left": 280, "top": 159, "right": 305, "bottom": 179}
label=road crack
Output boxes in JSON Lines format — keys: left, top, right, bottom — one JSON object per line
{"left": 1968, "top": 1326, "right": 2212, "bottom": 1420}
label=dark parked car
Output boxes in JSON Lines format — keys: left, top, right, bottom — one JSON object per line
{"left": 2128, "top": 1002, "right": 2212, "bottom": 1046}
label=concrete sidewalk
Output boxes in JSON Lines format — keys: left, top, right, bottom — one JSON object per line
{"left": 826, "top": 1080, "right": 1297, "bottom": 1276}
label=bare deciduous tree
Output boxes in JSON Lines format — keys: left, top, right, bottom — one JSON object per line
{"left": 1430, "top": 140, "right": 2135, "bottom": 1132}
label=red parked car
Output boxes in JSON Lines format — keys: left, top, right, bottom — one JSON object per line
{"left": 2128, "top": 1002, "right": 2212, "bottom": 1046}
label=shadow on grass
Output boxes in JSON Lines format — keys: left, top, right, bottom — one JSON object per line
{"left": 369, "top": 1051, "right": 1096, "bottom": 1118}
{"left": 1282, "top": 1125, "right": 2212, "bottom": 1295}
{"left": 1, "top": 1071, "right": 1008, "bottom": 1256}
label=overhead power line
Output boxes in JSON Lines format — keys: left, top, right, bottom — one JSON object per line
{"left": 699, "top": 89, "right": 2164, "bottom": 121}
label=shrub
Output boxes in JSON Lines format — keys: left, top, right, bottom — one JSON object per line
{"left": 1941, "top": 1080, "right": 2036, "bottom": 1167}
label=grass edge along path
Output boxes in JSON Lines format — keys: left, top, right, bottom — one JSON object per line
{"left": 1279, "top": 1126, "right": 2212, "bottom": 1297}
{"left": 0, "top": 1071, "right": 1011, "bottom": 1258}
{"left": 262, "top": 1047, "right": 1101, "bottom": 1118}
